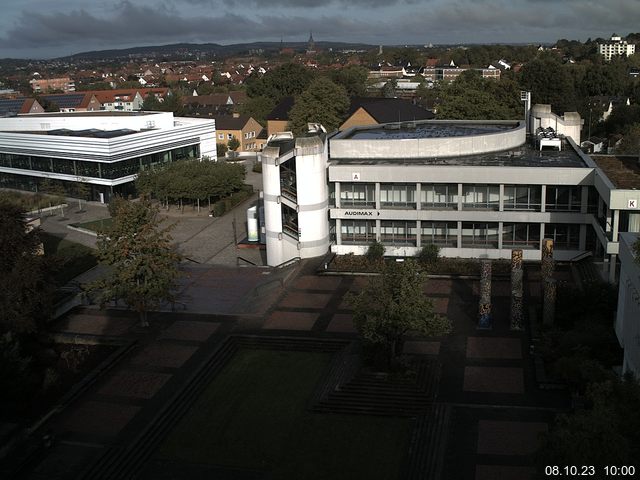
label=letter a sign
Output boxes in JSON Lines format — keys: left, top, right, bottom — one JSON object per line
{"left": 629, "top": 199, "right": 638, "bottom": 209}
{"left": 352, "top": 172, "right": 360, "bottom": 181}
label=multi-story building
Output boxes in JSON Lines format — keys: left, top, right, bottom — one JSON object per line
{"left": 260, "top": 108, "right": 640, "bottom": 287}
{"left": 615, "top": 233, "right": 640, "bottom": 377}
{"left": 213, "top": 114, "right": 264, "bottom": 152}
{"left": 422, "top": 65, "right": 500, "bottom": 82}
{"left": 0, "top": 111, "right": 216, "bottom": 203}
{"left": 29, "top": 77, "right": 76, "bottom": 93}
{"left": 598, "top": 34, "right": 636, "bottom": 61}
{"left": 38, "top": 93, "right": 101, "bottom": 112}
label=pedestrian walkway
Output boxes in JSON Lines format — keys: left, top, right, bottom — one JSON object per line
{"left": 9, "top": 259, "right": 568, "bottom": 480}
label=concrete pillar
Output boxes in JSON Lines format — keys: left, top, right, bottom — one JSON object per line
{"left": 612, "top": 209, "right": 620, "bottom": 241}
{"left": 457, "top": 221, "right": 462, "bottom": 249}
{"left": 510, "top": 249, "right": 524, "bottom": 331}
{"left": 375, "top": 182, "right": 381, "bottom": 210}
{"left": 609, "top": 254, "right": 617, "bottom": 284}
{"left": 375, "top": 219, "right": 381, "bottom": 242}
{"left": 540, "top": 185, "right": 546, "bottom": 213}
{"left": 335, "top": 182, "right": 341, "bottom": 208}
{"left": 458, "top": 183, "right": 463, "bottom": 211}
{"left": 416, "top": 220, "right": 422, "bottom": 248}
{"left": 498, "top": 221, "right": 503, "bottom": 250}
{"left": 335, "top": 218, "right": 342, "bottom": 245}
{"left": 541, "top": 237, "right": 555, "bottom": 282}
{"left": 499, "top": 184, "right": 505, "bottom": 212}
{"left": 478, "top": 259, "right": 492, "bottom": 329}
{"left": 416, "top": 183, "right": 421, "bottom": 210}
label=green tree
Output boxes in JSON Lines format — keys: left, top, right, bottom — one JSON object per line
{"left": 91, "top": 199, "right": 182, "bottom": 326}
{"left": 217, "top": 142, "right": 228, "bottom": 158}
{"left": 382, "top": 79, "right": 397, "bottom": 98}
{"left": 616, "top": 123, "right": 640, "bottom": 155}
{"left": 288, "top": 77, "right": 349, "bottom": 134}
{"left": 0, "top": 200, "right": 53, "bottom": 334}
{"left": 228, "top": 135, "right": 241, "bottom": 152}
{"left": 238, "top": 95, "right": 275, "bottom": 125}
{"left": 347, "top": 259, "right": 452, "bottom": 369}
{"left": 245, "top": 63, "right": 315, "bottom": 103}
{"left": 329, "top": 65, "right": 369, "bottom": 97}
{"left": 365, "top": 240, "right": 385, "bottom": 263}
{"left": 519, "top": 58, "right": 578, "bottom": 113}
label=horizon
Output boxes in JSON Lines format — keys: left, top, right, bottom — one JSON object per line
{"left": 0, "top": 0, "right": 638, "bottom": 59}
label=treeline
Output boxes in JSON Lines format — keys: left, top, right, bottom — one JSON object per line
{"left": 136, "top": 160, "right": 246, "bottom": 210}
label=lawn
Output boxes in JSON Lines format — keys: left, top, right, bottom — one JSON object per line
{"left": 40, "top": 232, "right": 98, "bottom": 285}
{"left": 157, "top": 349, "right": 412, "bottom": 480}
{"left": 72, "top": 217, "right": 112, "bottom": 233}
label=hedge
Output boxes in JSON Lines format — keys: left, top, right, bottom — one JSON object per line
{"left": 210, "top": 185, "right": 254, "bottom": 217}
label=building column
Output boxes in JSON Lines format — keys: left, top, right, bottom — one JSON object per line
{"left": 458, "top": 183, "right": 463, "bottom": 211}
{"left": 499, "top": 184, "right": 504, "bottom": 212}
{"left": 335, "top": 219, "right": 342, "bottom": 245}
{"left": 539, "top": 223, "right": 545, "bottom": 253}
{"left": 335, "top": 182, "right": 341, "bottom": 208}
{"left": 580, "top": 185, "right": 589, "bottom": 214}
{"left": 375, "top": 219, "right": 381, "bottom": 242}
{"left": 375, "top": 182, "right": 381, "bottom": 210}
{"left": 498, "top": 221, "right": 503, "bottom": 250}
{"left": 457, "top": 221, "right": 463, "bottom": 249}
{"left": 416, "top": 183, "right": 421, "bottom": 210}
{"left": 612, "top": 209, "right": 620, "bottom": 241}
{"left": 540, "top": 185, "right": 546, "bottom": 213}
{"left": 416, "top": 220, "right": 422, "bottom": 248}
{"left": 609, "top": 254, "right": 617, "bottom": 283}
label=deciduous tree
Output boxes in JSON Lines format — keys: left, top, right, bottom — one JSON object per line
{"left": 91, "top": 199, "right": 182, "bottom": 326}
{"left": 288, "top": 77, "right": 349, "bottom": 134}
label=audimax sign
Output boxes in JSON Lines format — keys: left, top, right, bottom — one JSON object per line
{"left": 343, "top": 210, "right": 380, "bottom": 216}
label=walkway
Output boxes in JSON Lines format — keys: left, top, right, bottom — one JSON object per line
{"left": 8, "top": 259, "right": 568, "bottom": 480}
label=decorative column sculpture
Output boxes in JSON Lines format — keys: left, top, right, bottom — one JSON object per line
{"left": 541, "top": 238, "right": 556, "bottom": 325}
{"left": 478, "top": 259, "right": 492, "bottom": 329}
{"left": 543, "top": 278, "right": 557, "bottom": 325}
{"left": 510, "top": 249, "right": 524, "bottom": 331}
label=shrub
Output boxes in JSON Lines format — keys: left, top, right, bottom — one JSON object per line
{"left": 210, "top": 185, "right": 254, "bottom": 217}
{"left": 365, "top": 241, "right": 385, "bottom": 263}
{"left": 417, "top": 243, "right": 440, "bottom": 265}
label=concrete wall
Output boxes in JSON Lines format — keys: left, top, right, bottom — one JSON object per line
{"left": 4, "top": 111, "right": 175, "bottom": 131}
{"left": 530, "top": 104, "right": 583, "bottom": 144}
{"left": 331, "top": 121, "right": 525, "bottom": 159}
{"left": 616, "top": 233, "right": 640, "bottom": 377}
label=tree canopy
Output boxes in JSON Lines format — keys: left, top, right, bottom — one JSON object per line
{"left": 0, "top": 200, "right": 53, "bottom": 335}
{"left": 287, "top": 77, "right": 350, "bottom": 134}
{"left": 519, "top": 58, "right": 578, "bottom": 113}
{"left": 328, "top": 65, "right": 369, "bottom": 97}
{"left": 347, "top": 259, "right": 452, "bottom": 369}
{"left": 92, "top": 199, "right": 182, "bottom": 326}
{"left": 245, "top": 63, "right": 315, "bottom": 103}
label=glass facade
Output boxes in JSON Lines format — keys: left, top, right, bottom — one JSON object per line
{"left": 380, "top": 183, "right": 416, "bottom": 209}
{"left": 380, "top": 220, "right": 417, "bottom": 246}
{"left": 546, "top": 223, "right": 580, "bottom": 249}
{"left": 421, "top": 184, "right": 458, "bottom": 209}
{"left": 341, "top": 220, "right": 375, "bottom": 244}
{"left": 502, "top": 223, "right": 541, "bottom": 249}
{"left": 546, "top": 186, "right": 581, "bottom": 212}
{"left": 340, "top": 183, "right": 375, "bottom": 208}
{"left": 421, "top": 222, "right": 457, "bottom": 247}
{"left": 503, "top": 185, "right": 541, "bottom": 211}
{"left": 461, "top": 222, "right": 500, "bottom": 248}
{"left": 462, "top": 184, "right": 500, "bottom": 210}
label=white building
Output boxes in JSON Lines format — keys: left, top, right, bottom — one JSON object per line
{"left": 598, "top": 34, "right": 636, "bottom": 61}
{"left": 0, "top": 111, "right": 216, "bottom": 202}
{"left": 260, "top": 107, "right": 640, "bottom": 284}
{"left": 615, "top": 233, "right": 640, "bottom": 377}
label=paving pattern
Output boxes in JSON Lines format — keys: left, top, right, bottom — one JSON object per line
{"left": 13, "top": 261, "right": 570, "bottom": 480}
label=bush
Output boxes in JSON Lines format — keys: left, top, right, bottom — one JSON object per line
{"left": 217, "top": 142, "right": 228, "bottom": 157}
{"left": 365, "top": 241, "right": 385, "bottom": 263}
{"left": 417, "top": 243, "right": 440, "bottom": 265}
{"left": 210, "top": 185, "right": 254, "bottom": 217}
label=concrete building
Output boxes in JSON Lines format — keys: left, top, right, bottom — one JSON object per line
{"left": 0, "top": 111, "right": 216, "bottom": 203}
{"left": 29, "top": 77, "right": 76, "bottom": 94}
{"left": 598, "top": 34, "right": 636, "bottom": 61}
{"left": 260, "top": 108, "right": 640, "bottom": 281}
{"left": 615, "top": 233, "right": 640, "bottom": 377}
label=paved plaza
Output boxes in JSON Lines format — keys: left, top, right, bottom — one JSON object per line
{"left": 8, "top": 257, "right": 569, "bottom": 480}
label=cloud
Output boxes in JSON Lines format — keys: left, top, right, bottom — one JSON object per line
{"left": 178, "top": 0, "right": 422, "bottom": 7}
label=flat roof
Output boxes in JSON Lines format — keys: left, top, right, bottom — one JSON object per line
{"left": 342, "top": 122, "right": 517, "bottom": 140}
{"left": 592, "top": 155, "right": 640, "bottom": 189}
{"left": 19, "top": 111, "right": 157, "bottom": 118}
{"left": 330, "top": 138, "right": 587, "bottom": 168}
{"left": 1, "top": 128, "right": 141, "bottom": 138}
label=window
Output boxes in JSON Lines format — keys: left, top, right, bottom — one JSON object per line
{"left": 380, "top": 183, "right": 416, "bottom": 208}
{"left": 504, "top": 185, "right": 541, "bottom": 211}
{"left": 340, "top": 183, "right": 375, "bottom": 208}
{"left": 380, "top": 220, "right": 417, "bottom": 246}
{"left": 421, "top": 222, "right": 457, "bottom": 247}
{"left": 341, "top": 220, "right": 375, "bottom": 244}
{"left": 218, "top": 134, "right": 224, "bottom": 139}
{"left": 421, "top": 183, "right": 458, "bottom": 209}
{"left": 461, "top": 222, "right": 500, "bottom": 248}
{"left": 227, "top": 133, "right": 233, "bottom": 140}
{"left": 462, "top": 184, "right": 499, "bottom": 210}
{"left": 546, "top": 224, "right": 580, "bottom": 250}
{"left": 502, "top": 223, "right": 540, "bottom": 249}
{"left": 546, "top": 186, "right": 581, "bottom": 212}
{"left": 282, "top": 204, "right": 299, "bottom": 239}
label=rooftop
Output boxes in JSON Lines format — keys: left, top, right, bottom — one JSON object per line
{"left": 343, "top": 122, "right": 515, "bottom": 140}
{"left": 592, "top": 155, "right": 640, "bottom": 189}
{"left": 331, "top": 137, "right": 587, "bottom": 168}
{"left": 19, "top": 111, "right": 157, "bottom": 118}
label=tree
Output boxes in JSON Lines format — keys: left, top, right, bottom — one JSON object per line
{"left": 329, "top": 65, "right": 369, "bottom": 97}
{"left": 365, "top": 240, "right": 385, "bottom": 263}
{"left": 228, "top": 135, "right": 241, "bottom": 152}
{"left": 0, "top": 200, "right": 53, "bottom": 334}
{"left": 382, "top": 79, "right": 397, "bottom": 98}
{"left": 288, "top": 77, "right": 350, "bottom": 134}
{"left": 91, "top": 199, "right": 182, "bottom": 326}
{"left": 245, "top": 63, "right": 315, "bottom": 103}
{"left": 217, "top": 142, "right": 228, "bottom": 158}
{"left": 238, "top": 95, "right": 275, "bottom": 126}
{"left": 616, "top": 123, "right": 640, "bottom": 155}
{"left": 347, "top": 260, "right": 452, "bottom": 369}
{"left": 519, "top": 58, "right": 578, "bottom": 113}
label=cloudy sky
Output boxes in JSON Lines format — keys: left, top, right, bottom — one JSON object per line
{"left": 1, "top": 0, "right": 639, "bottom": 59}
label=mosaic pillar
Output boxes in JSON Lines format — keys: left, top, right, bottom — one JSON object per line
{"left": 541, "top": 238, "right": 554, "bottom": 282}
{"left": 478, "top": 259, "right": 492, "bottom": 330}
{"left": 543, "top": 278, "right": 557, "bottom": 325}
{"left": 510, "top": 249, "right": 524, "bottom": 331}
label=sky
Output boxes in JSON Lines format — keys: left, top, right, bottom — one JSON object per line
{"left": 1, "top": 0, "right": 639, "bottom": 59}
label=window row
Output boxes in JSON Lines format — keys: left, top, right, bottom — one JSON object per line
{"left": 0, "top": 145, "right": 198, "bottom": 180}
{"left": 335, "top": 183, "right": 594, "bottom": 212}
{"left": 339, "top": 220, "right": 581, "bottom": 250}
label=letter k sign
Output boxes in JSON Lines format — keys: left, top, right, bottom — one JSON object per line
{"left": 629, "top": 199, "right": 638, "bottom": 209}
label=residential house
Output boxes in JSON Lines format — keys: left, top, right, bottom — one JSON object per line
{"left": 38, "top": 93, "right": 101, "bottom": 112}
{"left": 214, "top": 114, "right": 264, "bottom": 151}
{"left": 266, "top": 97, "right": 295, "bottom": 136}
{"left": 92, "top": 90, "right": 144, "bottom": 111}
{"left": 0, "top": 98, "right": 44, "bottom": 116}
{"left": 29, "top": 77, "right": 76, "bottom": 93}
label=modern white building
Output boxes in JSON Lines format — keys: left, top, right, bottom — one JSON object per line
{"left": 615, "top": 233, "right": 640, "bottom": 377}
{"left": 260, "top": 107, "right": 640, "bottom": 283}
{"left": 598, "top": 34, "right": 636, "bottom": 61}
{"left": 0, "top": 111, "right": 216, "bottom": 202}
